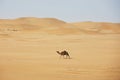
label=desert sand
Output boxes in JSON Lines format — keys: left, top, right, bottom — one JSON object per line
{"left": 0, "top": 17, "right": 120, "bottom": 80}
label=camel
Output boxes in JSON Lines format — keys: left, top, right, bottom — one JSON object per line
{"left": 56, "top": 50, "right": 70, "bottom": 59}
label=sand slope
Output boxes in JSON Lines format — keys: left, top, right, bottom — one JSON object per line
{"left": 0, "top": 17, "right": 120, "bottom": 80}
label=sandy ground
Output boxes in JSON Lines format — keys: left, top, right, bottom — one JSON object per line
{"left": 0, "top": 34, "right": 120, "bottom": 80}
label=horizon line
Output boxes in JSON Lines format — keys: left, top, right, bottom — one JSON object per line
{"left": 0, "top": 16, "right": 120, "bottom": 24}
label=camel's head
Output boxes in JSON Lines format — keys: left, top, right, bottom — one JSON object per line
{"left": 56, "top": 51, "right": 60, "bottom": 55}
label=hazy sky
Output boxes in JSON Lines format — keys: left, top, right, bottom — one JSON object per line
{"left": 0, "top": 0, "right": 120, "bottom": 22}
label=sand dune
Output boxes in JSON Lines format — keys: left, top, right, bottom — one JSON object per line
{"left": 0, "top": 17, "right": 120, "bottom": 80}
{"left": 0, "top": 17, "right": 120, "bottom": 35}
{"left": 72, "top": 21, "right": 120, "bottom": 34}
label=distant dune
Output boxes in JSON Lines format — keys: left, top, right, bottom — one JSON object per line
{"left": 0, "top": 17, "right": 120, "bottom": 35}
{"left": 72, "top": 22, "right": 120, "bottom": 34}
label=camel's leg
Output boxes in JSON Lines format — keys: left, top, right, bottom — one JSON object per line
{"left": 66, "top": 55, "right": 67, "bottom": 59}
{"left": 63, "top": 55, "right": 65, "bottom": 58}
{"left": 63, "top": 55, "right": 67, "bottom": 59}
{"left": 66, "top": 55, "right": 68, "bottom": 59}
{"left": 60, "top": 55, "right": 64, "bottom": 59}
{"left": 68, "top": 55, "right": 70, "bottom": 59}
{"left": 67, "top": 55, "right": 70, "bottom": 59}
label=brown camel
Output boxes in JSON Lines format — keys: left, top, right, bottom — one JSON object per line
{"left": 56, "top": 50, "right": 70, "bottom": 59}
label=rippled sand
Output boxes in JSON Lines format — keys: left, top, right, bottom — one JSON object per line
{"left": 0, "top": 34, "right": 120, "bottom": 80}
